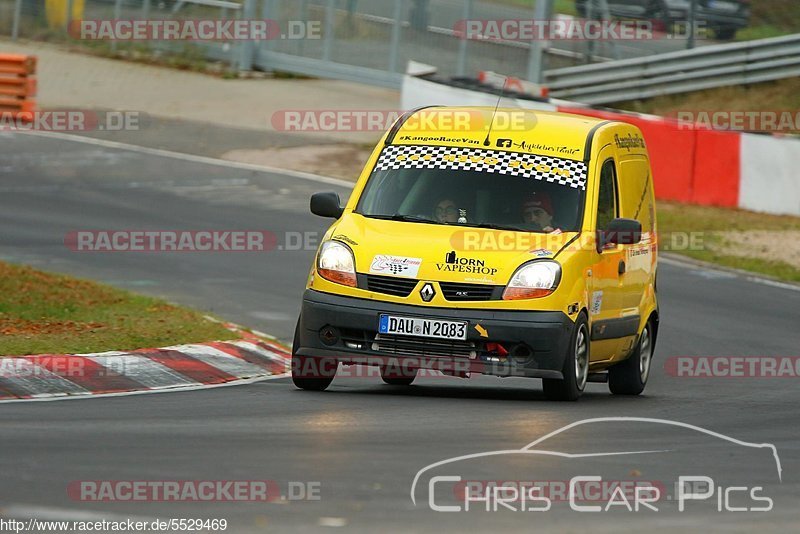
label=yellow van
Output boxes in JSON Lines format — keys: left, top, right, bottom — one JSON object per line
{"left": 292, "top": 107, "right": 659, "bottom": 400}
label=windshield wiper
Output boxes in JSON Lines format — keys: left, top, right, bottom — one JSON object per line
{"left": 366, "top": 213, "right": 440, "bottom": 224}
{"left": 473, "top": 222, "right": 527, "bottom": 232}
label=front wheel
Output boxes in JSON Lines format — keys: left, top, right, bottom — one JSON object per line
{"left": 543, "top": 313, "right": 589, "bottom": 401}
{"left": 291, "top": 318, "right": 336, "bottom": 391}
{"left": 608, "top": 320, "right": 653, "bottom": 395}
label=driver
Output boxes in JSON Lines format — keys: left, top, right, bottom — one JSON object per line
{"left": 522, "top": 192, "right": 557, "bottom": 233}
{"left": 434, "top": 198, "right": 459, "bottom": 223}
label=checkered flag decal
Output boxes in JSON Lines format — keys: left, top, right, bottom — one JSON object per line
{"left": 375, "top": 145, "right": 587, "bottom": 190}
{"left": 388, "top": 264, "right": 406, "bottom": 274}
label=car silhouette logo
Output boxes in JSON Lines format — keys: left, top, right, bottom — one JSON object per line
{"left": 420, "top": 283, "right": 436, "bottom": 302}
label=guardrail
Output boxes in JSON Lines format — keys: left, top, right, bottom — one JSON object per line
{"left": 0, "top": 53, "right": 37, "bottom": 119}
{"left": 544, "top": 34, "right": 800, "bottom": 105}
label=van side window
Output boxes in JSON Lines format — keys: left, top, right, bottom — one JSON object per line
{"left": 596, "top": 160, "right": 618, "bottom": 231}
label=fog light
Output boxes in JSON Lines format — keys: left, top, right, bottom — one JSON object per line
{"left": 510, "top": 343, "right": 532, "bottom": 363}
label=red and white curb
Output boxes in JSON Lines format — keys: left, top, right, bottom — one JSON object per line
{"left": 0, "top": 323, "right": 290, "bottom": 402}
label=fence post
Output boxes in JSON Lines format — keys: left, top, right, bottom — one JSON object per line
{"left": 297, "top": 0, "right": 309, "bottom": 56}
{"left": 388, "top": 0, "right": 403, "bottom": 72}
{"left": 527, "top": 0, "right": 552, "bottom": 82}
{"left": 12, "top": 0, "right": 22, "bottom": 40}
{"left": 238, "top": 0, "right": 257, "bottom": 71}
{"left": 322, "top": 0, "right": 335, "bottom": 62}
{"left": 65, "top": 0, "right": 75, "bottom": 32}
{"left": 456, "top": 0, "right": 473, "bottom": 76}
{"left": 261, "top": 0, "right": 277, "bottom": 53}
{"left": 687, "top": 0, "right": 698, "bottom": 49}
{"left": 111, "top": 0, "right": 123, "bottom": 52}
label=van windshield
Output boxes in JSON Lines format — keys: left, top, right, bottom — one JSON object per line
{"left": 356, "top": 145, "right": 587, "bottom": 233}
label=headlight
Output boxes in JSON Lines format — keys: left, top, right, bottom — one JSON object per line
{"left": 317, "top": 240, "right": 357, "bottom": 287}
{"left": 503, "top": 260, "right": 561, "bottom": 300}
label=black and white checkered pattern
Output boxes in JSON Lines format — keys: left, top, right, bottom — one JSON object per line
{"left": 375, "top": 145, "right": 587, "bottom": 190}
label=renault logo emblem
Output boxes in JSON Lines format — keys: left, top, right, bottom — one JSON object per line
{"left": 420, "top": 283, "right": 436, "bottom": 302}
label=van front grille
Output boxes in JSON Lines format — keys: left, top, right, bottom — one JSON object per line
{"left": 371, "top": 334, "right": 477, "bottom": 359}
{"left": 439, "top": 282, "right": 500, "bottom": 301}
{"left": 363, "top": 274, "right": 418, "bottom": 297}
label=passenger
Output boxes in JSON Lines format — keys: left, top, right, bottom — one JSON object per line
{"left": 522, "top": 192, "right": 557, "bottom": 232}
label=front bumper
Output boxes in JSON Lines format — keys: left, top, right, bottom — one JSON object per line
{"left": 296, "top": 289, "right": 575, "bottom": 379}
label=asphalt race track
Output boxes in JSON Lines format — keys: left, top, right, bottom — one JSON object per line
{"left": 1, "top": 131, "right": 799, "bottom": 532}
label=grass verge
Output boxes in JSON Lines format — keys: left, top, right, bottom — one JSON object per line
{"left": 0, "top": 261, "right": 237, "bottom": 356}
{"left": 657, "top": 202, "right": 800, "bottom": 283}
{"left": 618, "top": 77, "right": 800, "bottom": 125}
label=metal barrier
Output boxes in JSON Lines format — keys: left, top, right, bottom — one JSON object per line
{"left": 0, "top": 0, "right": 585, "bottom": 87}
{"left": 0, "top": 53, "right": 36, "bottom": 118}
{"left": 545, "top": 33, "right": 800, "bottom": 105}
{"left": 5, "top": 0, "right": 798, "bottom": 95}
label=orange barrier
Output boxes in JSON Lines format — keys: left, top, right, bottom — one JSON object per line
{"left": 0, "top": 54, "right": 37, "bottom": 120}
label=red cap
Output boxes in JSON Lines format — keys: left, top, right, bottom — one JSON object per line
{"left": 523, "top": 192, "right": 553, "bottom": 215}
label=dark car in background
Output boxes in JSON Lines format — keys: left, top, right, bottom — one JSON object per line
{"left": 576, "top": 0, "right": 751, "bottom": 40}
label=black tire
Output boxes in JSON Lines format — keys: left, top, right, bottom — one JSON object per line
{"left": 291, "top": 318, "right": 336, "bottom": 391}
{"left": 380, "top": 366, "right": 417, "bottom": 386}
{"left": 543, "top": 312, "right": 589, "bottom": 401}
{"left": 608, "top": 320, "right": 653, "bottom": 395}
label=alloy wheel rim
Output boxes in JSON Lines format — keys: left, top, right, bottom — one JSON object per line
{"left": 574, "top": 325, "right": 589, "bottom": 391}
{"left": 639, "top": 327, "right": 652, "bottom": 383}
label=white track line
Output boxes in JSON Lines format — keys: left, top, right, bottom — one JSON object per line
{"left": 660, "top": 255, "right": 800, "bottom": 292}
{"left": 13, "top": 130, "right": 355, "bottom": 188}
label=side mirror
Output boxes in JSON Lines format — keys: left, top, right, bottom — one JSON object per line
{"left": 310, "top": 192, "right": 344, "bottom": 219}
{"left": 598, "top": 218, "right": 642, "bottom": 251}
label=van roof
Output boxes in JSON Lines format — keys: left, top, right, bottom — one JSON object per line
{"left": 389, "top": 106, "right": 612, "bottom": 161}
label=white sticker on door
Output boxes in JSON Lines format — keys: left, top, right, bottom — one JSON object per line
{"left": 590, "top": 291, "right": 603, "bottom": 315}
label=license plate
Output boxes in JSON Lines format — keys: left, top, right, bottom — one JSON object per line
{"left": 378, "top": 314, "right": 468, "bottom": 340}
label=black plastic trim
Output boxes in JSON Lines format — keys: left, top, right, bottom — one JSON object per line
{"left": 583, "top": 120, "right": 612, "bottom": 162}
{"left": 591, "top": 315, "right": 640, "bottom": 341}
{"left": 385, "top": 106, "right": 441, "bottom": 145}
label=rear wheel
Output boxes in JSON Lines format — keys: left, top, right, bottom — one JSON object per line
{"left": 543, "top": 313, "right": 589, "bottom": 401}
{"left": 380, "top": 366, "right": 418, "bottom": 386}
{"left": 291, "top": 318, "right": 336, "bottom": 391}
{"left": 608, "top": 320, "right": 653, "bottom": 395}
